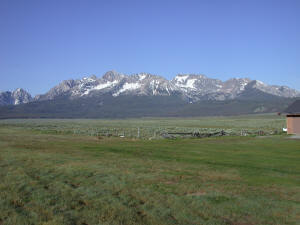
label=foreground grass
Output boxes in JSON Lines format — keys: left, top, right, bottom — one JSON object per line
{"left": 0, "top": 125, "right": 299, "bottom": 225}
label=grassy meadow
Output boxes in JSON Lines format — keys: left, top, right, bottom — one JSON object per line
{"left": 0, "top": 113, "right": 288, "bottom": 138}
{"left": 0, "top": 115, "right": 299, "bottom": 225}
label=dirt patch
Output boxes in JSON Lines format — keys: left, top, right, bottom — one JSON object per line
{"left": 222, "top": 217, "right": 255, "bottom": 225}
{"left": 163, "top": 180, "right": 178, "bottom": 185}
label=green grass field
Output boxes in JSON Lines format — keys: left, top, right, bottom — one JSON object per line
{"left": 0, "top": 115, "right": 299, "bottom": 225}
{"left": 0, "top": 113, "right": 287, "bottom": 138}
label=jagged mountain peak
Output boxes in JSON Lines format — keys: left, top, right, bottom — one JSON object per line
{"left": 245, "top": 80, "right": 300, "bottom": 98}
{"left": 13, "top": 88, "right": 23, "bottom": 93}
{"left": 102, "top": 70, "right": 125, "bottom": 81}
{"left": 222, "top": 78, "right": 251, "bottom": 93}
{"left": 225, "top": 77, "right": 251, "bottom": 83}
{"left": 0, "top": 88, "right": 32, "bottom": 106}
{"left": 131, "top": 72, "right": 162, "bottom": 80}
{"left": 34, "top": 71, "right": 300, "bottom": 101}
{"left": 1, "top": 71, "right": 299, "bottom": 106}
{"left": 175, "top": 73, "right": 207, "bottom": 78}
{"left": 81, "top": 75, "right": 97, "bottom": 82}
{"left": 109, "top": 72, "right": 177, "bottom": 97}
{"left": 34, "top": 79, "right": 79, "bottom": 101}
{"left": 11, "top": 88, "right": 32, "bottom": 105}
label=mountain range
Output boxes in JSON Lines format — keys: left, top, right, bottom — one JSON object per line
{"left": 0, "top": 70, "right": 299, "bottom": 118}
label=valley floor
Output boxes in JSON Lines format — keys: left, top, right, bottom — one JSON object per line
{"left": 0, "top": 117, "right": 299, "bottom": 225}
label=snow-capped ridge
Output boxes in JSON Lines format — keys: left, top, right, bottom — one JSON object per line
{"left": 2, "top": 71, "right": 299, "bottom": 106}
{"left": 37, "top": 72, "right": 300, "bottom": 101}
{"left": 0, "top": 88, "right": 32, "bottom": 106}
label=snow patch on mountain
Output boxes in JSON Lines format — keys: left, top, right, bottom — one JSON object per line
{"left": 240, "top": 82, "right": 247, "bottom": 91}
{"left": 95, "top": 80, "right": 119, "bottom": 90}
{"left": 179, "top": 79, "right": 197, "bottom": 89}
{"left": 256, "top": 80, "right": 265, "bottom": 86}
{"left": 113, "top": 82, "right": 141, "bottom": 96}
{"left": 83, "top": 80, "right": 119, "bottom": 95}
{"left": 174, "top": 75, "right": 189, "bottom": 83}
{"left": 139, "top": 74, "right": 147, "bottom": 80}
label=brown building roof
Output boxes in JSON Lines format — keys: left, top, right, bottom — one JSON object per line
{"left": 284, "top": 100, "right": 300, "bottom": 114}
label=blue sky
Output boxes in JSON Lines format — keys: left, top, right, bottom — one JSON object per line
{"left": 0, "top": 0, "right": 299, "bottom": 96}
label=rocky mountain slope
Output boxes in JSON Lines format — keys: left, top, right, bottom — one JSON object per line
{"left": 0, "top": 88, "right": 32, "bottom": 106}
{"left": 32, "top": 70, "right": 300, "bottom": 103}
{"left": 0, "top": 71, "right": 299, "bottom": 118}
